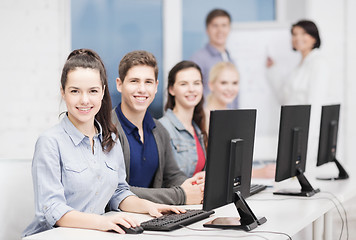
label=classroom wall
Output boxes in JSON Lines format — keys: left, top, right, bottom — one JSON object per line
{"left": 0, "top": 0, "right": 355, "bottom": 164}
{"left": 345, "top": 0, "right": 356, "bottom": 166}
{"left": 0, "top": 0, "right": 71, "bottom": 160}
{"left": 305, "top": 0, "right": 355, "bottom": 165}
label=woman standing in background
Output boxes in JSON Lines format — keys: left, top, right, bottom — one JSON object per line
{"left": 266, "top": 20, "right": 335, "bottom": 166}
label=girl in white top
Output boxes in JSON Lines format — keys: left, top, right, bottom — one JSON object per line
{"left": 266, "top": 20, "right": 335, "bottom": 167}
{"left": 23, "top": 49, "right": 184, "bottom": 237}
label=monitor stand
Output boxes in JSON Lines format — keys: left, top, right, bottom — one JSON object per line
{"left": 228, "top": 139, "right": 267, "bottom": 227}
{"left": 274, "top": 168, "right": 320, "bottom": 197}
{"left": 233, "top": 191, "right": 267, "bottom": 230}
{"left": 203, "top": 191, "right": 266, "bottom": 231}
{"left": 317, "top": 158, "right": 349, "bottom": 180}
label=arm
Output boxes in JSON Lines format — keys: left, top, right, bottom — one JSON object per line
{"left": 119, "top": 195, "right": 185, "bottom": 217}
{"left": 57, "top": 197, "right": 185, "bottom": 233}
{"left": 56, "top": 210, "right": 138, "bottom": 234}
{"left": 130, "top": 185, "right": 186, "bottom": 205}
{"left": 265, "top": 57, "right": 291, "bottom": 104}
{"left": 157, "top": 121, "right": 204, "bottom": 204}
{"left": 155, "top": 121, "right": 188, "bottom": 187}
{"left": 31, "top": 135, "right": 74, "bottom": 230}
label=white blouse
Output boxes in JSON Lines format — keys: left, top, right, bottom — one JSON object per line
{"left": 267, "top": 49, "right": 338, "bottom": 167}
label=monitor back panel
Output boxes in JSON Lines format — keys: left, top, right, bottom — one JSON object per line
{"left": 203, "top": 109, "right": 256, "bottom": 211}
{"left": 317, "top": 104, "right": 340, "bottom": 166}
{"left": 275, "top": 105, "right": 311, "bottom": 182}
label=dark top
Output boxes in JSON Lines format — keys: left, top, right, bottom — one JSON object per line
{"left": 115, "top": 104, "right": 159, "bottom": 188}
{"left": 112, "top": 107, "right": 188, "bottom": 205}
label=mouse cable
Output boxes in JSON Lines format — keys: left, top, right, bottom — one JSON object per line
{"left": 142, "top": 225, "right": 269, "bottom": 240}
{"left": 181, "top": 225, "right": 292, "bottom": 240}
{"left": 250, "top": 196, "right": 345, "bottom": 240}
{"left": 250, "top": 230, "right": 291, "bottom": 240}
{"left": 320, "top": 191, "right": 349, "bottom": 240}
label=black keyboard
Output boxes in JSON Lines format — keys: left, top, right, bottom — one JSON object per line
{"left": 141, "top": 209, "right": 215, "bottom": 231}
{"left": 250, "top": 184, "right": 267, "bottom": 196}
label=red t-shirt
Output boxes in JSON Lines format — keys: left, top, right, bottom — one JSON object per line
{"left": 193, "top": 131, "right": 205, "bottom": 175}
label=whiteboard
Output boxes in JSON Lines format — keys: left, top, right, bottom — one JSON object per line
{"left": 227, "top": 25, "right": 300, "bottom": 158}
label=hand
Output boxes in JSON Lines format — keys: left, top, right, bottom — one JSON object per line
{"left": 252, "top": 164, "right": 276, "bottom": 179}
{"left": 181, "top": 177, "right": 204, "bottom": 204}
{"left": 100, "top": 212, "right": 140, "bottom": 234}
{"left": 266, "top": 56, "right": 274, "bottom": 68}
{"left": 145, "top": 202, "right": 186, "bottom": 218}
{"left": 192, "top": 171, "right": 205, "bottom": 185}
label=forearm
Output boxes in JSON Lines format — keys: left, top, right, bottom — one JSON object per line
{"left": 119, "top": 195, "right": 186, "bottom": 218}
{"left": 119, "top": 195, "right": 151, "bottom": 213}
{"left": 56, "top": 210, "right": 105, "bottom": 231}
{"left": 130, "top": 185, "right": 186, "bottom": 205}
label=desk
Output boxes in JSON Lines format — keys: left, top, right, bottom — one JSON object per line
{"left": 23, "top": 164, "right": 355, "bottom": 240}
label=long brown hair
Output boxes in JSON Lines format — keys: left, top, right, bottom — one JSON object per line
{"left": 61, "top": 49, "right": 118, "bottom": 152}
{"left": 165, "top": 60, "right": 208, "bottom": 148}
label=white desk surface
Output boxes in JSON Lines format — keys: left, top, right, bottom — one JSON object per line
{"left": 23, "top": 163, "right": 356, "bottom": 240}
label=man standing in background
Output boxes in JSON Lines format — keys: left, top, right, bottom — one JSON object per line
{"left": 190, "top": 8, "right": 237, "bottom": 108}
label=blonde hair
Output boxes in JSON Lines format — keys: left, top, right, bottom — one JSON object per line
{"left": 207, "top": 62, "right": 239, "bottom": 103}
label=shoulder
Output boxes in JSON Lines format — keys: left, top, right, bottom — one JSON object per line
{"left": 37, "top": 122, "right": 64, "bottom": 143}
{"left": 111, "top": 108, "right": 120, "bottom": 125}
{"left": 190, "top": 45, "right": 210, "bottom": 62}
{"left": 158, "top": 115, "right": 170, "bottom": 128}
{"left": 307, "top": 49, "right": 328, "bottom": 66}
{"left": 158, "top": 110, "right": 176, "bottom": 129}
{"left": 34, "top": 122, "right": 66, "bottom": 155}
{"left": 153, "top": 119, "right": 171, "bottom": 140}
{"left": 111, "top": 108, "right": 124, "bottom": 134}
{"left": 154, "top": 119, "right": 168, "bottom": 133}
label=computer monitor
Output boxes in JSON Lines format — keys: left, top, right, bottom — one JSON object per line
{"left": 274, "top": 105, "right": 320, "bottom": 197}
{"left": 202, "top": 109, "right": 266, "bottom": 231}
{"left": 316, "top": 104, "right": 349, "bottom": 180}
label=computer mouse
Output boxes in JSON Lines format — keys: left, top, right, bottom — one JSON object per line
{"left": 117, "top": 224, "right": 144, "bottom": 234}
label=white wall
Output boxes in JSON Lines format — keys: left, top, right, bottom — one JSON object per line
{"left": 345, "top": 0, "right": 356, "bottom": 166}
{"left": 305, "top": 0, "right": 356, "bottom": 165}
{"left": 0, "top": 0, "right": 71, "bottom": 160}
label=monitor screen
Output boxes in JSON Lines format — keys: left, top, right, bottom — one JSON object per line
{"left": 203, "top": 109, "right": 256, "bottom": 211}
{"left": 274, "top": 105, "right": 319, "bottom": 197}
{"left": 316, "top": 104, "right": 348, "bottom": 180}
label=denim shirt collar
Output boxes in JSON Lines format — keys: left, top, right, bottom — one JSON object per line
{"left": 164, "top": 109, "right": 201, "bottom": 135}
{"left": 61, "top": 113, "right": 103, "bottom": 146}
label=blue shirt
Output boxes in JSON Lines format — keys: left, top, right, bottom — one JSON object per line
{"left": 191, "top": 43, "right": 238, "bottom": 109}
{"left": 159, "top": 109, "right": 206, "bottom": 177}
{"left": 115, "top": 104, "right": 159, "bottom": 188}
{"left": 23, "top": 114, "right": 134, "bottom": 237}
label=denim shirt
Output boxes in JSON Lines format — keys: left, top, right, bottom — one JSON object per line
{"left": 159, "top": 109, "right": 206, "bottom": 177}
{"left": 23, "top": 114, "right": 134, "bottom": 237}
